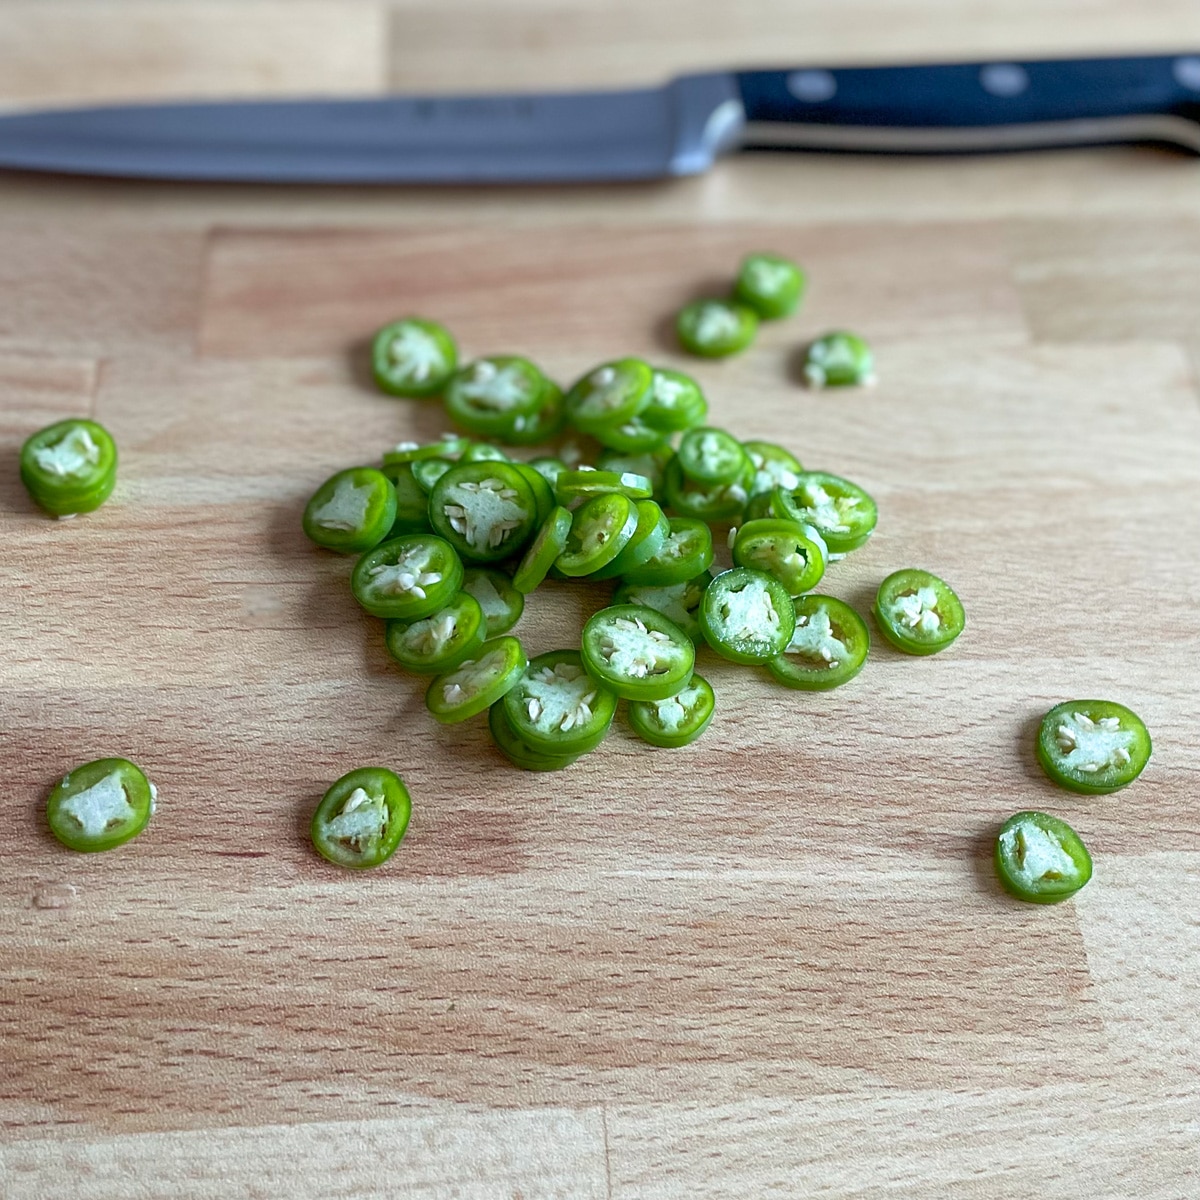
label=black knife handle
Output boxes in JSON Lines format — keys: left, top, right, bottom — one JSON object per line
{"left": 735, "top": 55, "right": 1200, "bottom": 153}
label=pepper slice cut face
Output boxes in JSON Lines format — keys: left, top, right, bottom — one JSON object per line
{"left": 46, "top": 757, "right": 156, "bottom": 852}
{"left": 995, "top": 811, "right": 1092, "bottom": 904}
{"left": 426, "top": 635, "right": 528, "bottom": 724}
{"left": 581, "top": 604, "right": 695, "bottom": 701}
{"left": 564, "top": 358, "right": 653, "bottom": 434}
{"left": 302, "top": 467, "right": 398, "bottom": 554}
{"left": 589, "top": 499, "right": 669, "bottom": 581}
{"left": 429, "top": 461, "right": 538, "bottom": 563}
{"left": 501, "top": 649, "right": 618, "bottom": 756}
{"left": 743, "top": 440, "right": 803, "bottom": 497}
{"left": 768, "top": 595, "right": 870, "bottom": 691}
{"left": 310, "top": 767, "right": 412, "bottom": 870}
{"left": 776, "top": 471, "right": 877, "bottom": 554}
{"left": 462, "top": 567, "right": 525, "bottom": 635}
{"left": 676, "top": 298, "right": 758, "bottom": 358}
{"left": 700, "top": 568, "right": 796, "bottom": 665}
{"left": 733, "top": 252, "right": 805, "bottom": 320}
{"left": 621, "top": 517, "right": 714, "bottom": 587}
{"left": 663, "top": 456, "right": 751, "bottom": 522}
{"left": 488, "top": 702, "right": 583, "bottom": 772}
{"left": 556, "top": 493, "right": 640, "bottom": 577}
{"left": 21, "top": 418, "right": 118, "bottom": 517}
{"left": 874, "top": 569, "right": 965, "bottom": 655}
{"left": 351, "top": 534, "right": 464, "bottom": 620}
{"left": 628, "top": 674, "right": 715, "bottom": 748}
{"left": 513, "top": 506, "right": 573, "bottom": 594}
{"left": 590, "top": 413, "right": 671, "bottom": 454}
{"left": 444, "top": 356, "right": 550, "bottom": 438}
{"left": 615, "top": 570, "right": 712, "bottom": 643}
{"left": 677, "top": 426, "right": 752, "bottom": 487}
{"left": 1036, "top": 700, "right": 1151, "bottom": 794}
{"left": 733, "top": 518, "right": 827, "bottom": 596}
{"left": 384, "top": 590, "right": 486, "bottom": 675}
{"left": 801, "top": 331, "right": 874, "bottom": 388}
{"left": 371, "top": 318, "right": 457, "bottom": 398}
{"left": 641, "top": 368, "right": 707, "bottom": 433}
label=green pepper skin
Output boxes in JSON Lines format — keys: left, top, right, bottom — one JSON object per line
{"left": 379, "top": 461, "right": 434, "bottom": 537}
{"left": 588, "top": 500, "right": 669, "bottom": 581}
{"left": 874, "top": 569, "right": 965, "bottom": 656}
{"left": 733, "top": 253, "right": 806, "bottom": 320}
{"left": 311, "top": 767, "right": 412, "bottom": 870}
{"left": 627, "top": 674, "right": 715, "bottom": 748}
{"left": 302, "top": 467, "right": 398, "bottom": 554}
{"left": 21, "top": 419, "right": 118, "bottom": 516}
{"left": 676, "top": 298, "right": 758, "bottom": 358}
{"left": 371, "top": 318, "right": 458, "bottom": 398}
{"left": 512, "top": 507, "right": 573, "bottom": 595}
{"left": 564, "top": 358, "right": 653, "bottom": 434}
{"left": 581, "top": 604, "right": 695, "bottom": 702}
{"left": 46, "top": 757, "right": 156, "bottom": 853}
{"left": 995, "top": 811, "right": 1092, "bottom": 904}
{"left": 1035, "top": 700, "right": 1152, "bottom": 795}
{"left": 556, "top": 493, "right": 640, "bottom": 578}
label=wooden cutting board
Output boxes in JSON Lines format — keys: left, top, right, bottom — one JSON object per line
{"left": 3, "top": 5, "right": 1200, "bottom": 1197}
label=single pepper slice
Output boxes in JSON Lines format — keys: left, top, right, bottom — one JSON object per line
{"left": 874, "top": 569, "right": 965, "bottom": 655}
{"left": 628, "top": 674, "right": 715, "bottom": 748}
{"left": 383, "top": 433, "right": 470, "bottom": 465}
{"left": 640, "top": 367, "right": 708, "bottom": 433}
{"left": 589, "top": 412, "right": 671, "bottom": 454}
{"left": 426, "top": 635, "right": 527, "bottom": 724}
{"left": 553, "top": 468, "right": 653, "bottom": 507}
{"left": 700, "top": 568, "right": 797, "bottom": 665}
{"left": 21, "top": 418, "right": 118, "bottom": 517}
{"left": 801, "top": 331, "right": 875, "bottom": 388}
{"left": 1036, "top": 700, "right": 1152, "bottom": 794}
{"left": 351, "top": 534, "right": 464, "bottom": 620}
{"left": 733, "top": 252, "right": 806, "bottom": 320}
{"left": 444, "top": 356, "right": 549, "bottom": 438}
{"left": 501, "top": 649, "right": 618, "bottom": 756}
{"left": 429, "top": 461, "right": 538, "bottom": 563}
{"left": 581, "top": 604, "right": 695, "bottom": 701}
{"left": 768, "top": 595, "right": 870, "bottom": 691}
{"left": 371, "top": 318, "right": 458, "bottom": 398}
{"left": 512, "top": 506, "right": 573, "bottom": 594}
{"left": 776, "top": 471, "right": 877, "bottom": 554}
{"left": 512, "top": 462, "right": 556, "bottom": 525}
{"left": 614, "top": 570, "right": 712, "bottom": 644}
{"left": 676, "top": 298, "right": 758, "bottom": 357}
{"left": 621, "top": 517, "right": 714, "bottom": 587}
{"left": 732, "top": 518, "right": 827, "bottom": 596}
{"left": 505, "top": 380, "right": 567, "bottom": 446}
{"left": 46, "top": 757, "right": 156, "bottom": 853}
{"left": 462, "top": 567, "right": 525, "bottom": 635}
{"left": 995, "top": 811, "right": 1093, "bottom": 904}
{"left": 302, "top": 467, "right": 398, "bottom": 553}
{"left": 743, "top": 440, "right": 803, "bottom": 497}
{"left": 564, "top": 358, "right": 653, "bottom": 434}
{"left": 556, "top": 492, "right": 640, "bottom": 577}
{"left": 488, "top": 701, "right": 584, "bottom": 772}
{"left": 310, "top": 767, "right": 412, "bottom": 870}
{"left": 384, "top": 590, "right": 486, "bottom": 675}
{"left": 677, "top": 426, "right": 752, "bottom": 487}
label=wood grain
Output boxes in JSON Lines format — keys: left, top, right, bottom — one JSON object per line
{"left": 2, "top": 4, "right": 1200, "bottom": 1198}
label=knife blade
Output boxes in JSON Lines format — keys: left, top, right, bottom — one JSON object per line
{"left": 0, "top": 54, "right": 1197, "bottom": 183}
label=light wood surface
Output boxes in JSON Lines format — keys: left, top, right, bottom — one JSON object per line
{"left": 3, "top": 5, "right": 1200, "bottom": 1198}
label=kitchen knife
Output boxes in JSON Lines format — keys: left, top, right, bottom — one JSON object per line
{"left": 0, "top": 54, "right": 1198, "bottom": 183}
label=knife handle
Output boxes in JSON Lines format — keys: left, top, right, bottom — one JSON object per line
{"left": 735, "top": 55, "right": 1200, "bottom": 153}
